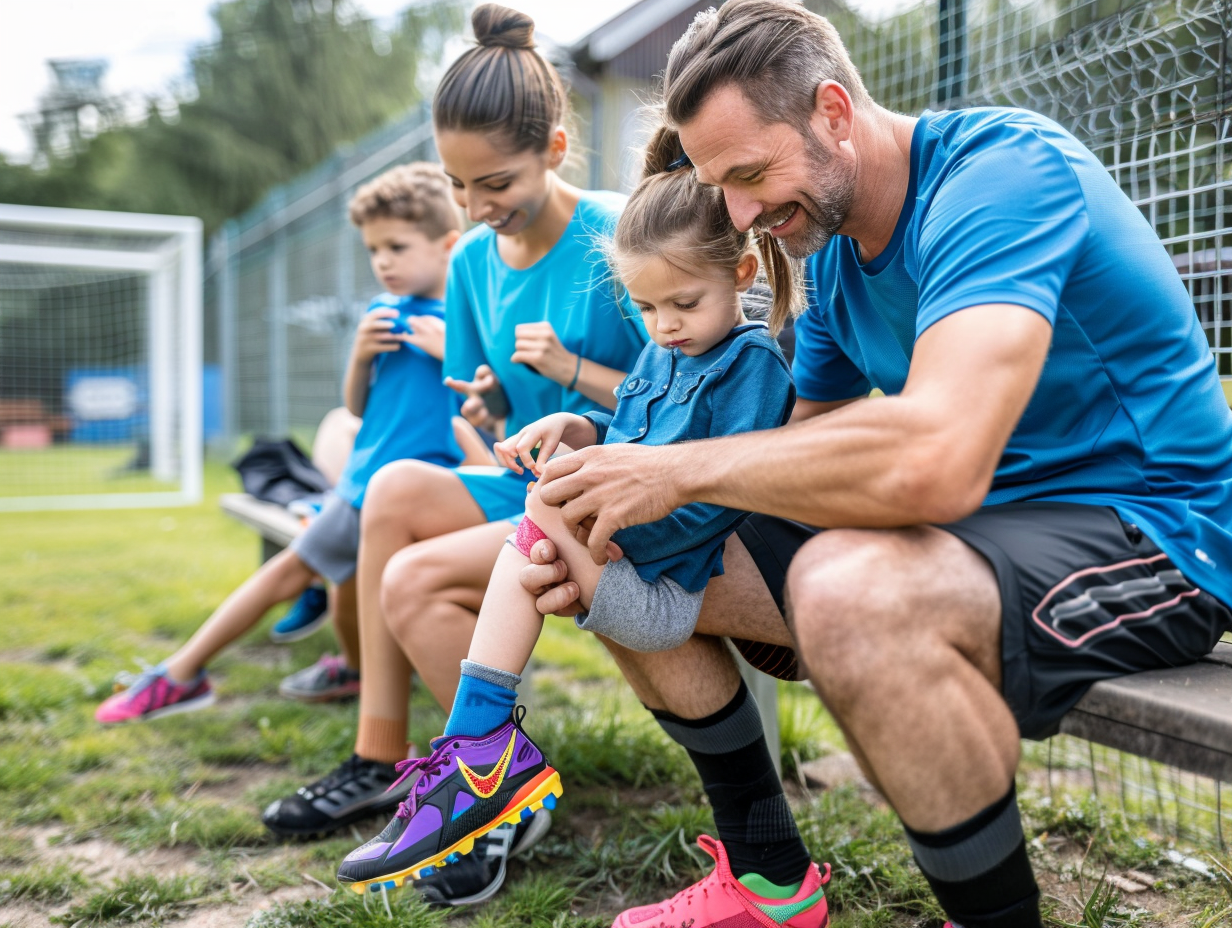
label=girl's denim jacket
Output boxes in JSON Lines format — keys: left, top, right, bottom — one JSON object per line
{"left": 583, "top": 322, "right": 795, "bottom": 592}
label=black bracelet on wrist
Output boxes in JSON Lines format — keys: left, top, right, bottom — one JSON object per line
{"left": 566, "top": 354, "right": 583, "bottom": 391}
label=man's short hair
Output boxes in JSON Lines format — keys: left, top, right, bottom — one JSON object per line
{"left": 663, "top": 0, "right": 871, "bottom": 132}
{"left": 348, "top": 162, "right": 462, "bottom": 239}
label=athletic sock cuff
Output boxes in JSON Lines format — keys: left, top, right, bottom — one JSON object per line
{"left": 904, "top": 786, "right": 1026, "bottom": 885}
{"left": 649, "top": 681, "right": 763, "bottom": 754}
{"left": 460, "top": 659, "right": 521, "bottom": 691}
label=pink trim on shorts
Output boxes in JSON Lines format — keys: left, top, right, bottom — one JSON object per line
{"left": 513, "top": 516, "right": 548, "bottom": 557}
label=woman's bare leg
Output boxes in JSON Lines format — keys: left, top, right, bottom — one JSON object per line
{"left": 382, "top": 520, "right": 513, "bottom": 711}
{"left": 163, "top": 547, "right": 316, "bottom": 682}
{"left": 354, "top": 461, "right": 486, "bottom": 762}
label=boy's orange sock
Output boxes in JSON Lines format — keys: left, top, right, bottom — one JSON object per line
{"left": 355, "top": 715, "right": 409, "bottom": 765}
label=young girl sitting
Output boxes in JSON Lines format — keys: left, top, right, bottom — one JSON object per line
{"left": 335, "top": 125, "right": 801, "bottom": 895}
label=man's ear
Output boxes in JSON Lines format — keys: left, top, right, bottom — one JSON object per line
{"left": 547, "top": 126, "right": 568, "bottom": 169}
{"left": 811, "top": 80, "right": 855, "bottom": 146}
{"left": 734, "top": 251, "right": 759, "bottom": 292}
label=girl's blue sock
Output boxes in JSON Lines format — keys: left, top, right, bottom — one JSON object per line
{"left": 443, "top": 660, "right": 521, "bottom": 738}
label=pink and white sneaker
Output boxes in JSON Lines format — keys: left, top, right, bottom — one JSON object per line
{"left": 95, "top": 665, "right": 214, "bottom": 724}
{"left": 612, "top": 835, "right": 831, "bottom": 928}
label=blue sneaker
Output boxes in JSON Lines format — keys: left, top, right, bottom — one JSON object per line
{"left": 270, "top": 585, "right": 329, "bottom": 643}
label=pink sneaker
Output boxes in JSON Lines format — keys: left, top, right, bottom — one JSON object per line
{"left": 612, "top": 835, "right": 830, "bottom": 928}
{"left": 95, "top": 666, "right": 214, "bottom": 724}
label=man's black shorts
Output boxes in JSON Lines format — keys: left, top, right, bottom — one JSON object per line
{"left": 733, "top": 501, "right": 1232, "bottom": 740}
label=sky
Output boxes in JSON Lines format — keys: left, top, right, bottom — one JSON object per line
{"left": 0, "top": 0, "right": 907, "bottom": 163}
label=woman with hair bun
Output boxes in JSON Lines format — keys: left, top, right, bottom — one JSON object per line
{"left": 261, "top": 3, "right": 647, "bottom": 908}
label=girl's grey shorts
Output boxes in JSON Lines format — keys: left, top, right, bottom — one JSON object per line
{"left": 573, "top": 556, "right": 704, "bottom": 652}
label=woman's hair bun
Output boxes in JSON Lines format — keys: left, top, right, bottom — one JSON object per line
{"left": 472, "top": 3, "right": 536, "bottom": 49}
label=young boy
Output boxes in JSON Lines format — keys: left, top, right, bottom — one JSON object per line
{"left": 94, "top": 162, "right": 467, "bottom": 724}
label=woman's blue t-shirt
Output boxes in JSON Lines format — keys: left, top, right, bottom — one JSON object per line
{"left": 794, "top": 107, "right": 1232, "bottom": 609}
{"left": 443, "top": 190, "right": 648, "bottom": 434}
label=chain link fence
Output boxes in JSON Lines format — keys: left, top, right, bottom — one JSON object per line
{"left": 204, "top": 104, "right": 436, "bottom": 447}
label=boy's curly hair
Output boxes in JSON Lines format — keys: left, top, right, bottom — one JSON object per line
{"left": 348, "top": 162, "right": 462, "bottom": 239}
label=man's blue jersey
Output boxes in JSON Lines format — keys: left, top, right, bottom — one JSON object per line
{"left": 795, "top": 107, "right": 1232, "bottom": 606}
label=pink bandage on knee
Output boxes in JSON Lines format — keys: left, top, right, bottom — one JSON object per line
{"left": 513, "top": 515, "right": 549, "bottom": 557}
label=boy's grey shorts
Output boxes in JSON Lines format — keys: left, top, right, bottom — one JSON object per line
{"left": 288, "top": 492, "right": 361, "bottom": 585}
{"left": 573, "top": 557, "right": 705, "bottom": 652}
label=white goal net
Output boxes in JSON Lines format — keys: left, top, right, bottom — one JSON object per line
{"left": 0, "top": 205, "right": 202, "bottom": 510}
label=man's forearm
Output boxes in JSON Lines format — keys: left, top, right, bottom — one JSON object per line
{"left": 674, "top": 395, "right": 986, "bottom": 529}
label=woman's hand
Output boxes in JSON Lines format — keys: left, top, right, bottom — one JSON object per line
{"left": 494, "top": 413, "right": 574, "bottom": 476}
{"left": 512, "top": 321, "right": 577, "bottom": 385}
{"left": 352, "top": 308, "right": 403, "bottom": 363}
{"left": 401, "top": 314, "right": 446, "bottom": 361}
{"left": 445, "top": 364, "right": 502, "bottom": 431}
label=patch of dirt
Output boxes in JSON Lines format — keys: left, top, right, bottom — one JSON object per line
{"left": 177, "top": 883, "right": 328, "bottom": 928}
{"left": 22, "top": 824, "right": 204, "bottom": 885}
{"left": 1034, "top": 837, "right": 1211, "bottom": 926}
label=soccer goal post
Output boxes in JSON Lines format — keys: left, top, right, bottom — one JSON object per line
{"left": 0, "top": 204, "right": 202, "bottom": 511}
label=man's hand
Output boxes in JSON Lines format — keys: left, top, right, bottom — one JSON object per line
{"left": 445, "top": 364, "right": 501, "bottom": 431}
{"left": 519, "top": 538, "right": 583, "bottom": 616}
{"left": 537, "top": 443, "right": 683, "bottom": 565}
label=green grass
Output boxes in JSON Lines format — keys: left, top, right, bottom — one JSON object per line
{"left": 0, "top": 444, "right": 172, "bottom": 497}
{"left": 4, "top": 459, "right": 1232, "bottom": 926}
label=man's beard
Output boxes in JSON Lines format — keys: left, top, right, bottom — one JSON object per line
{"left": 759, "top": 131, "right": 856, "bottom": 259}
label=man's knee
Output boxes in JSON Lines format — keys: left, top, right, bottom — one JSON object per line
{"left": 786, "top": 531, "right": 924, "bottom": 697}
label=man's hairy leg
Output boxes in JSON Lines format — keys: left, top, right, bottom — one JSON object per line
{"left": 593, "top": 539, "right": 812, "bottom": 885}
{"left": 788, "top": 526, "right": 1015, "bottom": 828}
{"left": 789, "top": 526, "right": 1040, "bottom": 927}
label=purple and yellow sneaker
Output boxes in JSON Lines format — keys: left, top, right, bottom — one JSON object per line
{"left": 336, "top": 707, "right": 561, "bottom": 895}
{"left": 94, "top": 665, "right": 214, "bottom": 724}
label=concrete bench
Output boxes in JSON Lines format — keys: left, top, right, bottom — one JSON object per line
{"left": 219, "top": 492, "right": 1231, "bottom": 784}
{"left": 1060, "top": 641, "right": 1232, "bottom": 782}
{"left": 220, "top": 492, "right": 304, "bottom": 563}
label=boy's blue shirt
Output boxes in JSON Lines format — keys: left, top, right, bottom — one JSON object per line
{"left": 585, "top": 323, "right": 796, "bottom": 592}
{"left": 334, "top": 294, "right": 464, "bottom": 508}
{"left": 794, "top": 106, "right": 1232, "bottom": 607}
{"left": 443, "top": 190, "right": 648, "bottom": 435}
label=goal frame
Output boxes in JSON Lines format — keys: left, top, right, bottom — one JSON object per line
{"left": 0, "top": 204, "right": 203, "bottom": 511}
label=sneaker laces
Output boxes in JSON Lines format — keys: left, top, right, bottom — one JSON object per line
{"left": 112, "top": 661, "right": 162, "bottom": 695}
{"left": 306, "top": 753, "right": 371, "bottom": 798}
{"left": 390, "top": 741, "right": 453, "bottom": 820}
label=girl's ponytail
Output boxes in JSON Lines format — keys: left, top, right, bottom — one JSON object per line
{"left": 616, "top": 118, "right": 803, "bottom": 335}
{"left": 641, "top": 124, "right": 689, "bottom": 181}
{"left": 757, "top": 232, "right": 804, "bottom": 334}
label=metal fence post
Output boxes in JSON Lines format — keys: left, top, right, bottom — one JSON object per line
{"left": 268, "top": 198, "right": 289, "bottom": 437}
{"left": 218, "top": 223, "right": 237, "bottom": 448}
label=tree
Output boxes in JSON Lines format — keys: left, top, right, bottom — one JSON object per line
{"left": 0, "top": 0, "right": 463, "bottom": 235}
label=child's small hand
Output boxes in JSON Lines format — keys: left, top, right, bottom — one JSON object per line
{"left": 446, "top": 365, "right": 501, "bottom": 430}
{"left": 401, "top": 314, "right": 445, "bottom": 361}
{"left": 353, "top": 309, "right": 402, "bottom": 362}
{"left": 494, "top": 413, "right": 571, "bottom": 476}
